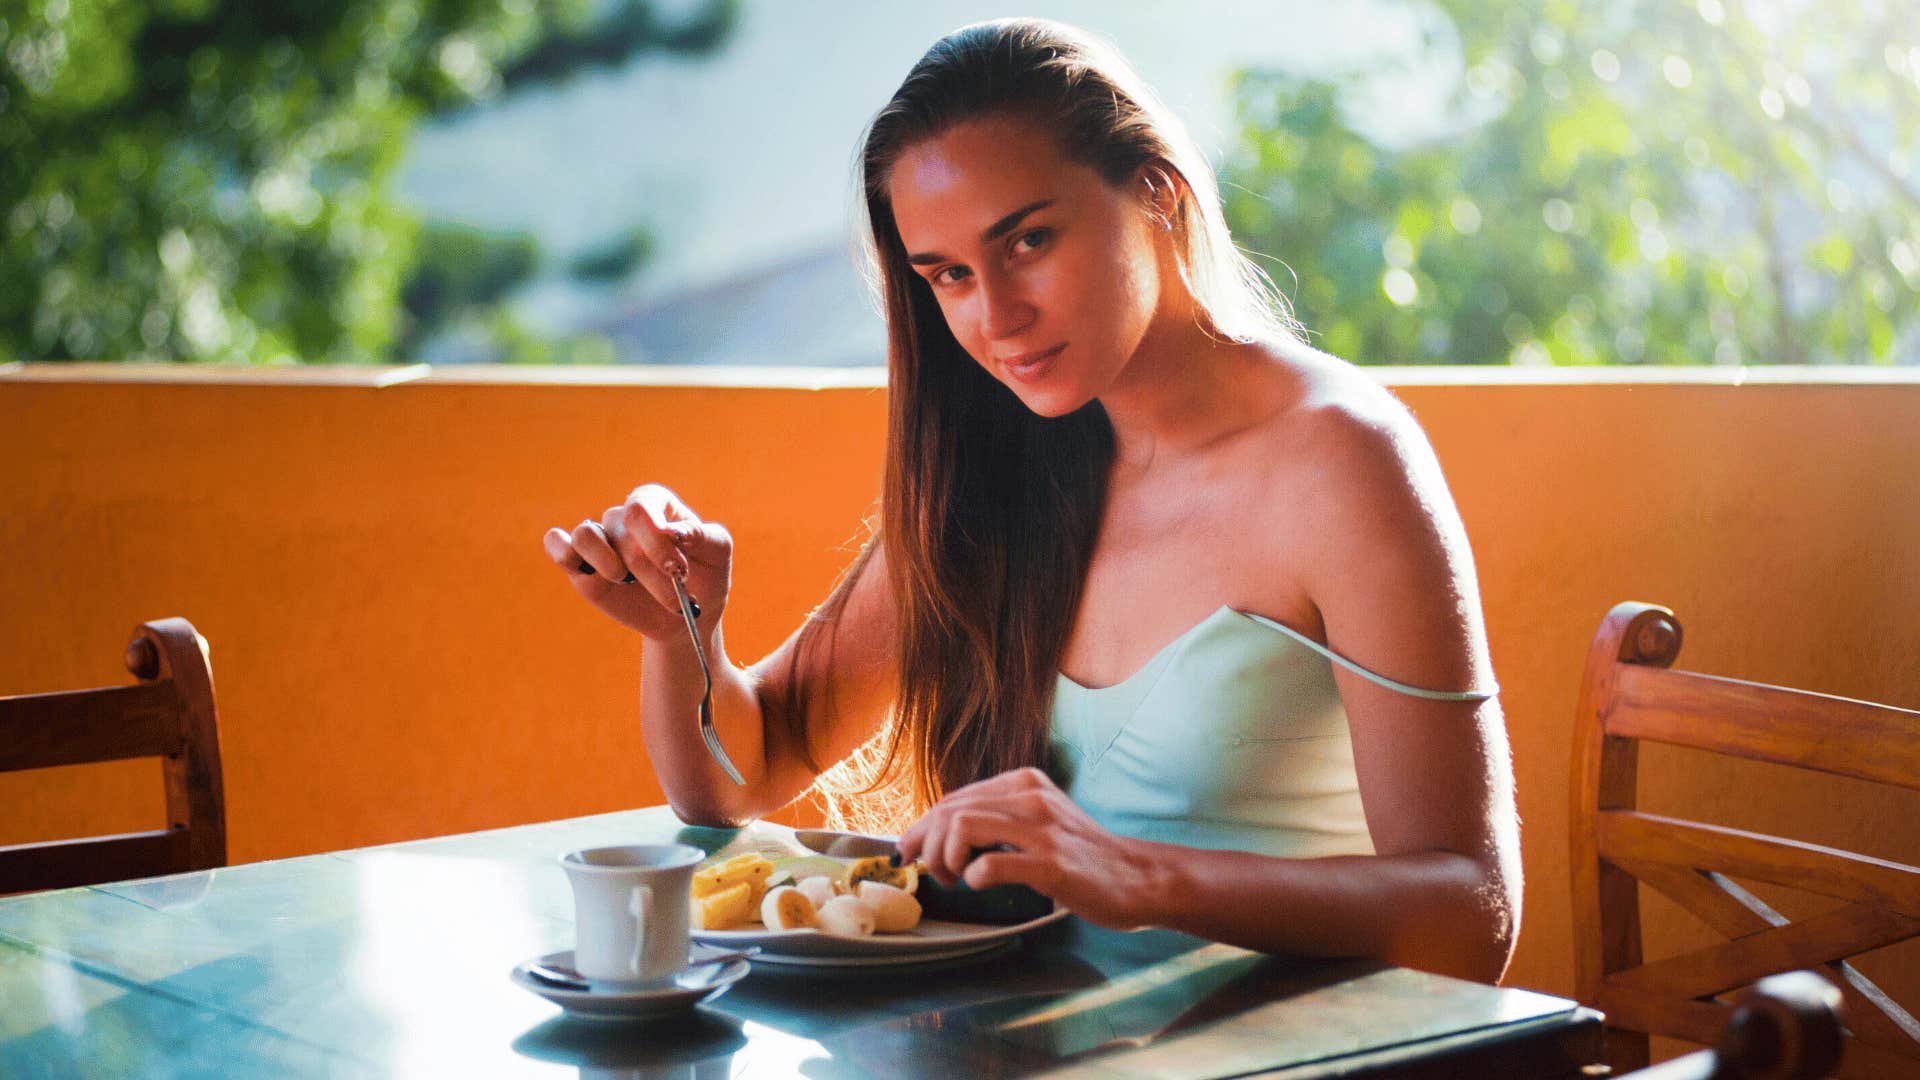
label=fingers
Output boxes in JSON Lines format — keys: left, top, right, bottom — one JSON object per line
{"left": 542, "top": 527, "right": 582, "bottom": 571}
{"left": 963, "top": 849, "right": 1050, "bottom": 893}
{"left": 602, "top": 505, "right": 683, "bottom": 616}
{"left": 669, "top": 518, "right": 734, "bottom": 570}
{"left": 614, "top": 501, "right": 688, "bottom": 574}
{"left": 624, "top": 483, "right": 697, "bottom": 534}
{"left": 565, "top": 520, "right": 633, "bottom": 584}
{"left": 937, "top": 809, "right": 1020, "bottom": 886}
{"left": 544, "top": 525, "right": 635, "bottom": 582}
{"left": 545, "top": 485, "right": 731, "bottom": 636}
{"left": 610, "top": 487, "right": 731, "bottom": 605}
{"left": 611, "top": 504, "right": 732, "bottom": 574}
{"left": 902, "top": 805, "right": 1024, "bottom": 886}
{"left": 898, "top": 767, "right": 1072, "bottom": 885}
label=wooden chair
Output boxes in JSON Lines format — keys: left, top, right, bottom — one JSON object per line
{"left": 0, "top": 618, "right": 227, "bottom": 891}
{"left": 1621, "top": 970, "right": 1846, "bottom": 1080}
{"left": 1572, "top": 602, "right": 1920, "bottom": 1077}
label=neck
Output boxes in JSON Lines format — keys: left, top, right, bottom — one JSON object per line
{"left": 1098, "top": 307, "right": 1280, "bottom": 480}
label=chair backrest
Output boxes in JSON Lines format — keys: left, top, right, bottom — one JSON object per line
{"left": 1571, "top": 602, "right": 1920, "bottom": 1078}
{"left": 0, "top": 618, "right": 226, "bottom": 892}
{"left": 1620, "top": 970, "right": 1846, "bottom": 1080}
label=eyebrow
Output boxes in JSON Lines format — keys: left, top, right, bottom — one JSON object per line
{"left": 906, "top": 199, "right": 1056, "bottom": 266}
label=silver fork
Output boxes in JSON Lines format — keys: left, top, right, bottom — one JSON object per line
{"left": 672, "top": 569, "right": 745, "bottom": 785}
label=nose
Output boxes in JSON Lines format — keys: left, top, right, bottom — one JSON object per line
{"left": 976, "top": 267, "right": 1035, "bottom": 342}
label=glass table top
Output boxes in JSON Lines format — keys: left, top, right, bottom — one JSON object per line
{"left": 0, "top": 807, "right": 1596, "bottom": 1078}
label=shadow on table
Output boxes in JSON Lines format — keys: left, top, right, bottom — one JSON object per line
{"left": 671, "top": 826, "right": 747, "bottom": 858}
{"left": 800, "top": 947, "right": 1377, "bottom": 1079}
{"left": 713, "top": 921, "right": 1118, "bottom": 1039}
{"left": 512, "top": 1008, "right": 746, "bottom": 1079}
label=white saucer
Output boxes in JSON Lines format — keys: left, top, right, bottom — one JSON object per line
{"left": 510, "top": 945, "right": 750, "bottom": 1021}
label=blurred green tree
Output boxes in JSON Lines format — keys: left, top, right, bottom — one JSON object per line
{"left": 1224, "top": 0, "right": 1920, "bottom": 365}
{"left": 0, "top": 0, "right": 735, "bottom": 363}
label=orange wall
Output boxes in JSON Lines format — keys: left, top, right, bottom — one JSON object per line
{"left": 4, "top": 366, "right": 1918, "bottom": 1008}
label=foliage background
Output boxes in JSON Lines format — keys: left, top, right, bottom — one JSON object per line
{"left": 1223, "top": 0, "right": 1920, "bottom": 366}
{"left": 3, "top": 0, "right": 1915, "bottom": 365}
{"left": 0, "top": 0, "right": 734, "bottom": 364}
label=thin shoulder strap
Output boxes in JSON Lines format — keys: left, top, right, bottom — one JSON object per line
{"left": 1239, "top": 611, "right": 1499, "bottom": 703}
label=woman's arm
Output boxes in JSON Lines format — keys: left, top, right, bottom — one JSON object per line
{"left": 548, "top": 486, "right": 898, "bottom": 826}
{"left": 898, "top": 762, "right": 1514, "bottom": 982}
{"left": 653, "top": 538, "right": 899, "bottom": 826}
{"left": 1296, "top": 385, "right": 1521, "bottom": 981}
{"left": 1140, "top": 695, "right": 1519, "bottom": 982}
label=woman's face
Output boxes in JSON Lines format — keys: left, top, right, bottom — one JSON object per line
{"left": 887, "top": 115, "right": 1172, "bottom": 418}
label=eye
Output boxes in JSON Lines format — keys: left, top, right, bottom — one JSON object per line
{"left": 931, "top": 264, "right": 971, "bottom": 287}
{"left": 1013, "top": 227, "right": 1051, "bottom": 252}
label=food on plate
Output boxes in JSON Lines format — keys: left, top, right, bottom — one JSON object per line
{"left": 759, "top": 885, "right": 819, "bottom": 931}
{"left": 793, "top": 875, "right": 838, "bottom": 910}
{"left": 693, "top": 880, "right": 754, "bottom": 930}
{"left": 855, "top": 880, "right": 922, "bottom": 932}
{"left": 692, "top": 853, "right": 775, "bottom": 908}
{"left": 692, "top": 844, "right": 1053, "bottom": 934}
{"left": 845, "top": 855, "right": 920, "bottom": 895}
{"left": 770, "top": 854, "right": 847, "bottom": 884}
{"left": 815, "top": 894, "right": 877, "bottom": 937}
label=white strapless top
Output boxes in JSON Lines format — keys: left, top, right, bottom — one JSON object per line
{"left": 1049, "top": 605, "right": 1495, "bottom": 859}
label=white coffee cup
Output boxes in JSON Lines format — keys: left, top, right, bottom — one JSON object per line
{"left": 560, "top": 843, "right": 705, "bottom": 983}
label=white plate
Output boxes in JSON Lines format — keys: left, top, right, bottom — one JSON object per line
{"left": 692, "top": 907, "right": 1069, "bottom": 967}
{"left": 510, "top": 945, "right": 750, "bottom": 1021}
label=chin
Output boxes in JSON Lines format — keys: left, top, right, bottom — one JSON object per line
{"left": 1008, "top": 385, "right": 1091, "bottom": 420}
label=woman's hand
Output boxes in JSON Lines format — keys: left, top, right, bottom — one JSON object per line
{"left": 895, "top": 767, "right": 1167, "bottom": 931}
{"left": 541, "top": 484, "right": 733, "bottom": 641}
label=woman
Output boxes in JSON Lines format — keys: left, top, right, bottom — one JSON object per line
{"left": 543, "top": 18, "right": 1521, "bottom": 982}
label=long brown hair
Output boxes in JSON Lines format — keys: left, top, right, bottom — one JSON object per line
{"left": 786, "top": 18, "right": 1303, "bottom": 828}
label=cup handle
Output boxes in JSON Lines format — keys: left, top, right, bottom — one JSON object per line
{"left": 628, "top": 884, "right": 653, "bottom": 979}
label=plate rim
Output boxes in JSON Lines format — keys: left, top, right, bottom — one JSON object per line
{"left": 742, "top": 938, "right": 1019, "bottom": 967}
{"left": 690, "top": 904, "right": 1068, "bottom": 959}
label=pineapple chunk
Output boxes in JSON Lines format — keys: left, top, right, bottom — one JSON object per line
{"left": 691, "top": 853, "right": 775, "bottom": 899}
{"left": 692, "top": 880, "right": 754, "bottom": 930}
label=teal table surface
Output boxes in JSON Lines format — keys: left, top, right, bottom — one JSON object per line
{"left": 0, "top": 807, "right": 1600, "bottom": 1078}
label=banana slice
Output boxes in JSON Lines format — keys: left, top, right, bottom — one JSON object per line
{"left": 854, "top": 880, "right": 922, "bottom": 932}
{"left": 759, "top": 885, "right": 818, "bottom": 931}
{"left": 793, "top": 876, "right": 838, "bottom": 910}
{"left": 815, "top": 895, "right": 877, "bottom": 937}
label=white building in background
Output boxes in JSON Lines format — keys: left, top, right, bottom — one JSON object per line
{"left": 591, "top": 244, "right": 885, "bottom": 367}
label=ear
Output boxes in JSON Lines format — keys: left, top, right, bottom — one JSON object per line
{"left": 1135, "top": 160, "right": 1185, "bottom": 232}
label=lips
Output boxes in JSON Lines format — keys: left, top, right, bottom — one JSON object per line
{"left": 999, "top": 343, "right": 1065, "bottom": 383}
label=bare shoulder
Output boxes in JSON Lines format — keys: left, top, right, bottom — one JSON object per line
{"left": 1280, "top": 344, "right": 1432, "bottom": 477}
{"left": 1236, "top": 340, "right": 1444, "bottom": 537}
{"left": 1251, "top": 341, "right": 1492, "bottom": 691}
